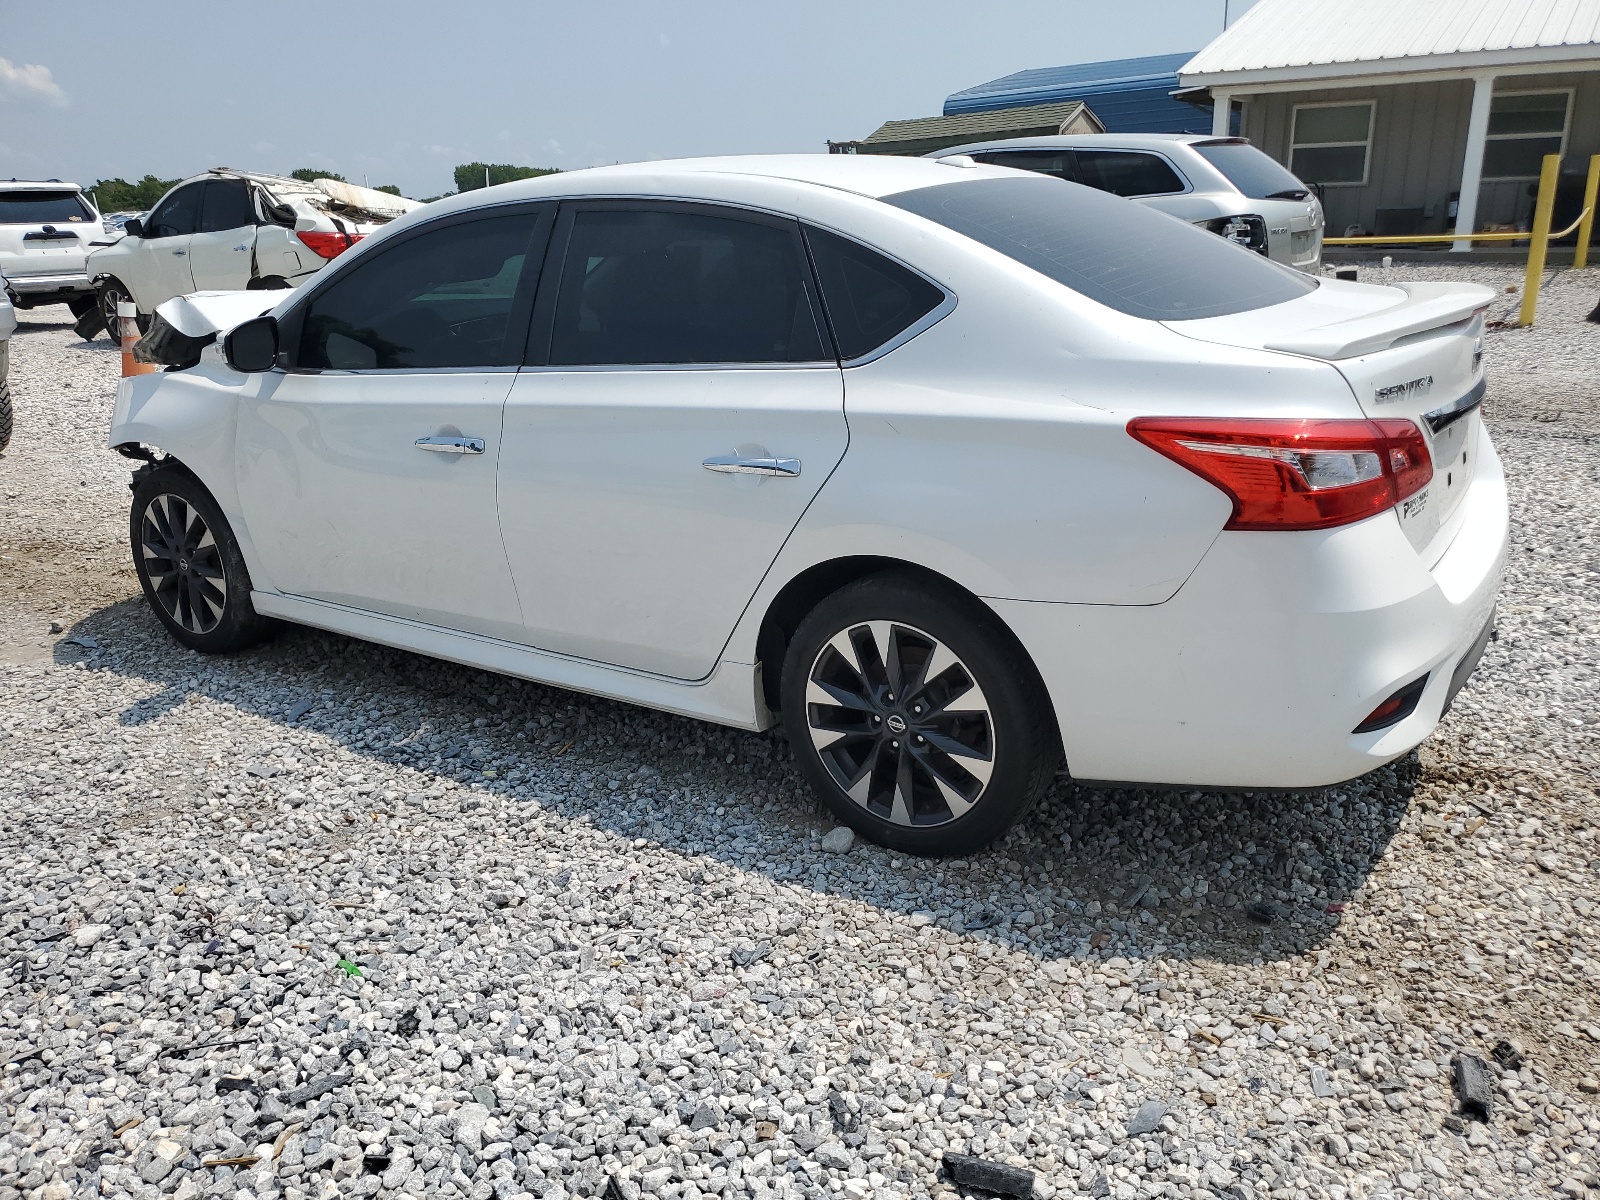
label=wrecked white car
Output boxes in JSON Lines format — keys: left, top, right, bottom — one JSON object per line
{"left": 86, "top": 169, "right": 420, "bottom": 340}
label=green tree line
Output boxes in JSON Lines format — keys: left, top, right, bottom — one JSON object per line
{"left": 454, "top": 162, "right": 560, "bottom": 192}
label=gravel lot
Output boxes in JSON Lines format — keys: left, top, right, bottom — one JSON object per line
{"left": 1, "top": 265, "right": 1598, "bottom": 1200}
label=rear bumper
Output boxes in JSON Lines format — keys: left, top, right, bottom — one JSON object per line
{"left": 991, "top": 431, "right": 1508, "bottom": 789}
{"left": 5, "top": 270, "right": 94, "bottom": 298}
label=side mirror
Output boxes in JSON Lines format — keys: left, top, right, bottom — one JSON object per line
{"left": 123, "top": 217, "right": 144, "bottom": 238}
{"left": 224, "top": 315, "right": 280, "bottom": 372}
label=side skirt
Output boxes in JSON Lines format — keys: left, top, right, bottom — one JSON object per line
{"left": 250, "top": 592, "right": 770, "bottom": 731}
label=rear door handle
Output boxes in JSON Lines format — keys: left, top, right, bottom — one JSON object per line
{"left": 703, "top": 454, "right": 800, "bottom": 477}
{"left": 416, "top": 436, "right": 485, "bottom": 455}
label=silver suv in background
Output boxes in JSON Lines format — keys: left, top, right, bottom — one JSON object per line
{"left": 932, "top": 134, "right": 1324, "bottom": 272}
{"left": 0, "top": 180, "right": 104, "bottom": 321}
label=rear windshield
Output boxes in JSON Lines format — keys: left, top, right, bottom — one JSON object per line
{"left": 1190, "top": 141, "right": 1310, "bottom": 200}
{"left": 885, "top": 175, "right": 1316, "bottom": 321}
{"left": 0, "top": 190, "right": 95, "bottom": 225}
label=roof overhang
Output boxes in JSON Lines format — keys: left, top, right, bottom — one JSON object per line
{"left": 1181, "top": 42, "right": 1600, "bottom": 90}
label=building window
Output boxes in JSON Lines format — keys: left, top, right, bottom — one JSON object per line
{"left": 1483, "top": 91, "right": 1571, "bottom": 179}
{"left": 1290, "top": 102, "right": 1374, "bottom": 186}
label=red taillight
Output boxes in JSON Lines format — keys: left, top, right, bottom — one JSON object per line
{"left": 295, "top": 229, "right": 362, "bottom": 259}
{"left": 1127, "top": 417, "right": 1432, "bottom": 531}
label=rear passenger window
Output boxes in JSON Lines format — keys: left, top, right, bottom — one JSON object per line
{"left": 545, "top": 206, "right": 827, "bottom": 366}
{"left": 972, "top": 151, "right": 1076, "bottom": 183}
{"left": 802, "top": 226, "right": 947, "bottom": 362}
{"left": 1072, "top": 151, "right": 1186, "bottom": 197}
{"left": 198, "top": 180, "right": 255, "bottom": 233}
{"left": 297, "top": 211, "right": 544, "bottom": 370}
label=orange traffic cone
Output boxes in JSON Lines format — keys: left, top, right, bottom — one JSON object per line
{"left": 119, "top": 301, "right": 156, "bottom": 377}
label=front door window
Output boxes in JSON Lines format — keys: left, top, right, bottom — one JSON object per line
{"left": 298, "top": 214, "right": 539, "bottom": 369}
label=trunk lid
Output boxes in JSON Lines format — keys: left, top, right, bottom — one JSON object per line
{"left": 1165, "top": 278, "right": 1494, "bottom": 560}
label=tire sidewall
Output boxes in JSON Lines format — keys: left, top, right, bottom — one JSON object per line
{"left": 130, "top": 467, "right": 268, "bottom": 654}
{"left": 781, "top": 574, "right": 1055, "bottom": 857}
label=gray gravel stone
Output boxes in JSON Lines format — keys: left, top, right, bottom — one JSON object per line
{"left": 819, "top": 826, "right": 855, "bottom": 853}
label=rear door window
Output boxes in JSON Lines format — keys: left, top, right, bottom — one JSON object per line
{"left": 297, "top": 209, "right": 548, "bottom": 370}
{"left": 543, "top": 204, "right": 828, "bottom": 366}
{"left": 198, "top": 180, "right": 256, "bottom": 232}
{"left": 1072, "top": 150, "right": 1186, "bottom": 197}
{"left": 886, "top": 175, "right": 1315, "bottom": 321}
{"left": 144, "top": 184, "right": 204, "bottom": 239}
{"left": 801, "top": 226, "right": 947, "bottom": 362}
{"left": 969, "top": 151, "right": 1078, "bottom": 183}
{"left": 0, "top": 191, "right": 95, "bottom": 225}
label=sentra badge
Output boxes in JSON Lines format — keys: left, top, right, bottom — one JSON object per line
{"left": 1374, "top": 375, "right": 1434, "bottom": 404}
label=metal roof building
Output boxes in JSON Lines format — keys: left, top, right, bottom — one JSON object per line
{"left": 838, "top": 101, "right": 1104, "bottom": 158}
{"left": 943, "top": 52, "right": 1213, "bottom": 134}
{"left": 1177, "top": 0, "right": 1600, "bottom": 248}
{"left": 1181, "top": 0, "right": 1600, "bottom": 85}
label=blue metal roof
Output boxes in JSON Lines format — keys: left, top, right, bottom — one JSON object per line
{"left": 943, "top": 52, "right": 1213, "bottom": 134}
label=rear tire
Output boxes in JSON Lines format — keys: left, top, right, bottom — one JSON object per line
{"left": 781, "top": 572, "right": 1060, "bottom": 857}
{"left": 0, "top": 376, "right": 12, "bottom": 455}
{"left": 130, "top": 466, "right": 276, "bottom": 654}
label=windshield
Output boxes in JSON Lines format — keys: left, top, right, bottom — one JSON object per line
{"left": 1191, "top": 141, "right": 1310, "bottom": 199}
{"left": 885, "top": 175, "right": 1316, "bottom": 321}
{"left": 0, "top": 191, "right": 96, "bottom": 225}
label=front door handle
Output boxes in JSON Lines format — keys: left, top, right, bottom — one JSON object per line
{"left": 416, "top": 436, "right": 486, "bottom": 455}
{"left": 172, "top": 249, "right": 187, "bottom": 256}
{"left": 703, "top": 454, "right": 801, "bottom": 477}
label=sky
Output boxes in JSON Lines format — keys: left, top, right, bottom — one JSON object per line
{"left": 1, "top": 0, "right": 1260, "bottom": 200}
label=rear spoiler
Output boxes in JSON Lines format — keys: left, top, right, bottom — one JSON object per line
{"left": 1263, "top": 283, "right": 1495, "bottom": 360}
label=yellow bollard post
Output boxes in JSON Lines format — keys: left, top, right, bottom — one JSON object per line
{"left": 1575, "top": 153, "right": 1599, "bottom": 270}
{"left": 1519, "top": 153, "right": 1561, "bottom": 326}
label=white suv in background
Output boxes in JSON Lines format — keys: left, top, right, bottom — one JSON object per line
{"left": 934, "top": 134, "right": 1325, "bottom": 271}
{"left": 87, "top": 169, "right": 420, "bottom": 338}
{"left": 0, "top": 180, "right": 104, "bottom": 322}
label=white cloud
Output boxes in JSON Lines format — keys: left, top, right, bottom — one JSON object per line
{"left": 0, "top": 58, "right": 67, "bottom": 107}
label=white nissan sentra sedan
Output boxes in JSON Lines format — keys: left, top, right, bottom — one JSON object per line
{"left": 109, "top": 155, "right": 1506, "bottom": 857}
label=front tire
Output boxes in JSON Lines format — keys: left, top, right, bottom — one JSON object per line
{"left": 130, "top": 467, "right": 276, "bottom": 653}
{"left": 781, "top": 573, "right": 1060, "bottom": 857}
{"left": 97, "top": 278, "right": 147, "bottom": 344}
{"left": 0, "top": 375, "right": 12, "bottom": 454}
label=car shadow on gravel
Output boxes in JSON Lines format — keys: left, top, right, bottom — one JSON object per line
{"left": 59, "top": 598, "right": 1413, "bottom": 968}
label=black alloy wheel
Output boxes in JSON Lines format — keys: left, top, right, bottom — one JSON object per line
{"left": 781, "top": 573, "right": 1059, "bottom": 857}
{"left": 805, "top": 619, "right": 996, "bottom": 827}
{"left": 139, "top": 492, "right": 228, "bottom": 636}
{"left": 130, "top": 466, "right": 276, "bottom": 654}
